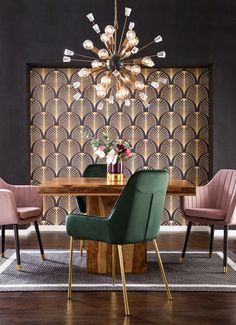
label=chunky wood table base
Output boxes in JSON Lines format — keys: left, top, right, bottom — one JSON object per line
{"left": 86, "top": 196, "right": 147, "bottom": 274}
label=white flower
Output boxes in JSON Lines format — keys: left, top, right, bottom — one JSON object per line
{"left": 95, "top": 147, "right": 106, "bottom": 158}
{"left": 106, "top": 149, "right": 118, "bottom": 164}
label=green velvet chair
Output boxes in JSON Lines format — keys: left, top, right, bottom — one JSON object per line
{"left": 66, "top": 170, "right": 172, "bottom": 316}
{"left": 76, "top": 164, "right": 107, "bottom": 255}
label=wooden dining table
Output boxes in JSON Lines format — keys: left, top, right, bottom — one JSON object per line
{"left": 39, "top": 177, "right": 195, "bottom": 274}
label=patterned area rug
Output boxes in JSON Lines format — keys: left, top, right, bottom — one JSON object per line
{"left": 1, "top": 249, "right": 236, "bottom": 292}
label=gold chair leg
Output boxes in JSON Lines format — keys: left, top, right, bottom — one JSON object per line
{"left": 16, "top": 264, "right": 22, "bottom": 271}
{"left": 79, "top": 240, "right": 84, "bottom": 257}
{"left": 112, "top": 245, "right": 116, "bottom": 286}
{"left": 117, "top": 245, "right": 130, "bottom": 316}
{"left": 68, "top": 237, "right": 74, "bottom": 300}
{"left": 153, "top": 239, "right": 172, "bottom": 301}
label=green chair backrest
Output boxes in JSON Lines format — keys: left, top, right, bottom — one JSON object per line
{"left": 77, "top": 164, "right": 107, "bottom": 213}
{"left": 84, "top": 164, "right": 107, "bottom": 178}
{"left": 108, "top": 170, "right": 168, "bottom": 244}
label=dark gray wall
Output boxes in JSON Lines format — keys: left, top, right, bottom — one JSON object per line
{"left": 0, "top": 0, "right": 235, "bottom": 184}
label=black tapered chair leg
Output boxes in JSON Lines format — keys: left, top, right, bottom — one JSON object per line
{"left": 180, "top": 221, "right": 192, "bottom": 263}
{"left": 1, "top": 225, "right": 5, "bottom": 257}
{"left": 13, "top": 225, "right": 21, "bottom": 271}
{"left": 209, "top": 225, "right": 214, "bottom": 258}
{"left": 34, "top": 221, "right": 45, "bottom": 260}
{"left": 223, "top": 225, "right": 228, "bottom": 273}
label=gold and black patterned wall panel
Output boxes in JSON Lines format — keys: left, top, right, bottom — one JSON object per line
{"left": 30, "top": 67, "right": 209, "bottom": 225}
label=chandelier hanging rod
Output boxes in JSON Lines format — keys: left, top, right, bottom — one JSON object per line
{"left": 114, "top": 0, "right": 118, "bottom": 53}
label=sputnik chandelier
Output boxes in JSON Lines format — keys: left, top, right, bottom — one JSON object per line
{"left": 63, "top": 0, "right": 167, "bottom": 109}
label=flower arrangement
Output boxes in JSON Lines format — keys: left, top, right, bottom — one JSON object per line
{"left": 82, "top": 130, "right": 135, "bottom": 165}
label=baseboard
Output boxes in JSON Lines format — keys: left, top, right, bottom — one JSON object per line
{"left": 5, "top": 225, "right": 66, "bottom": 235}
{"left": 4, "top": 225, "right": 236, "bottom": 237}
{"left": 213, "top": 229, "right": 236, "bottom": 237}
{"left": 160, "top": 225, "right": 208, "bottom": 232}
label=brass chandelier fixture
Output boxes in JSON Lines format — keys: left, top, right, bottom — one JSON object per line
{"left": 63, "top": 0, "right": 167, "bottom": 109}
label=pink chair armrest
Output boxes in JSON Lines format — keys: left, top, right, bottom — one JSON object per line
{"left": 0, "top": 189, "right": 19, "bottom": 225}
{"left": 225, "top": 193, "right": 236, "bottom": 225}
{"left": 9, "top": 185, "right": 43, "bottom": 210}
{"left": 183, "top": 184, "right": 211, "bottom": 210}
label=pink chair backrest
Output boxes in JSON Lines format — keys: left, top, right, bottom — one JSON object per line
{"left": 209, "top": 169, "right": 236, "bottom": 211}
{"left": 0, "top": 178, "right": 10, "bottom": 190}
{"left": 0, "top": 177, "right": 42, "bottom": 210}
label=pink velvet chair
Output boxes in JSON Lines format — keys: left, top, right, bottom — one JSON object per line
{"left": 181, "top": 169, "right": 236, "bottom": 273}
{"left": 0, "top": 178, "right": 44, "bottom": 270}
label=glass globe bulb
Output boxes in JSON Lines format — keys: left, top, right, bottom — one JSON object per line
{"left": 98, "top": 49, "right": 109, "bottom": 59}
{"left": 131, "top": 65, "right": 141, "bottom": 76}
{"left": 135, "top": 80, "right": 145, "bottom": 91}
{"left": 116, "top": 90, "right": 124, "bottom": 100}
{"left": 96, "top": 83, "right": 106, "bottom": 92}
{"left": 78, "top": 68, "right": 90, "bottom": 78}
{"left": 142, "top": 56, "right": 154, "bottom": 67}
{"left": 120, "top": 87, "right": 129, "bottom": 97}
{"left": 97, "top": 89, "right": 107, "bottom": 98}
{"left": 101, "top": 33, "right": 109, "bottom": 43}
{"left": 83, "top": 40, "right": 94, "bottom": 50}
{"left": 126, "top": 30, "right": 136, "bottom": 40}
{"left": 129, "top": 37, "right": 139, "bottom": 47}
{"left": 116, "top": 87, "right": 128, "bottom": 100}
{"left": 101, "top": 75, "right": 111, "bottom": 86}
{"left": 92, "top": 60, "right": 103, "bottom": 68}
{"left": 105, "top": 25, "right": 115, "bottom": 35}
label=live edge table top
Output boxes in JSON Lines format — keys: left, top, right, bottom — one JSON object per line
{"left": 38, "top": 177, "right": 196, "bottom": 196}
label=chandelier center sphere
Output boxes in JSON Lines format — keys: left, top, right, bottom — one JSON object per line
{"left": 107, "top": 55, "right": 122, "bottom": 71}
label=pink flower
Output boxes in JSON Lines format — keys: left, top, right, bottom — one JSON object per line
{"left": 95, "top": 146, "right": 105, "bottom": 158}
{"left": 124, "top": 148, "right": 132, "bottom": 157}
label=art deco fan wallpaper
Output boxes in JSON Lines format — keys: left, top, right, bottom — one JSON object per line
{"left": 30, "top": 67, "right": 209, "bottom": 225}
